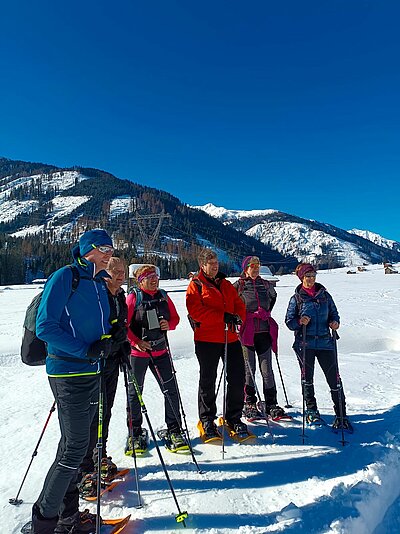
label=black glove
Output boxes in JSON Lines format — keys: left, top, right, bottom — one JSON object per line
{"left": 120, "top": 341, "right": 131, "bottom": 367}
{"left": 110, "top": 323, "right": 127, "bottom": 345}
{"left": 223, "top": 312, "right": 242, "bottom": 332}
{"left": 87, "top": 337, "right": 113, "bottom": 359}
{"left": 224, "top": 312, "right": 242, "bottom": 326}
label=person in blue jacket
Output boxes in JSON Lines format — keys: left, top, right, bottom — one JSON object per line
{"left": 285, "top": 263, "right": 352, "bottom": 431}
{"left": 31, "top": 229, "right": 115, "bottom": 534}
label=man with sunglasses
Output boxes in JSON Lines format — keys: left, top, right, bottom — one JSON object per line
{"left": 31, "top": 229, "right": 116, "bottom": 533}
{"left": 285, "top": 263, "right": 352, "bottom": 432}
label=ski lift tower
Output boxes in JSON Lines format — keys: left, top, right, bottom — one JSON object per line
{"left": 132, "top": 200, "right": 171, "bottom": 261}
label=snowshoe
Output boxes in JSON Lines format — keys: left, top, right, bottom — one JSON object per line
{"left": 305, "top": 409, "right": 325, "bottom": 427}
{"left": 21, "top": 514, "right": 131, "bottom": 534}
{"left": 332, "top": 416, "right": 354, "bottom": 434}
{"left": 157, "top": 429, "right": 190, "bottom": 453}
{"left": 125, "top": 428, "right": 148, "bottom": 456}
{"left": 197, "top": 420, "right": 222, "bottom": 444}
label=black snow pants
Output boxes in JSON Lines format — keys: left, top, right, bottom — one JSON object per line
{"left": 80, "top": 357, "right": 120, "bottom": 473}
{"left": 195, "top": 340, "right": 245, "bottom": 425}
{"left": 35, "top": 375, "right": 99, "bottom": 519}
{"left": 295, "top": 348, "right": 346, "bottom": 416}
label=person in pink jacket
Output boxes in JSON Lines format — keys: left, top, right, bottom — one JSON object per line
{"left": 125, "top": 264, "right": 186, "bottom": 454}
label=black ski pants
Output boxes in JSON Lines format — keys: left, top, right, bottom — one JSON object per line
{"left": 127, "top": 351, "right": 182, "bottom": 434}
{"left": 35, "top": 375, "right": 99, "bottom": 520}
{"left": 295, "top": 348, "right": 346, "bottom": 416}
{"left": 80, "top": 358, "right": 120, "bottom": 473}
{"left": 195, "top": 340, "right": 245, "bottom": 425}
{"left": 243, "top": 333, "right": 277, "bottom": 406}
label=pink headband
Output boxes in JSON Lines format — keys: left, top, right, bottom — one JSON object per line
{"left": 137, "top": 270, "right": 158, "bottom": 283}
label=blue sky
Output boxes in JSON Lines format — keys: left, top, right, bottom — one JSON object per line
{"left": 1, "top": 1, "right": 400, "bottom": 240}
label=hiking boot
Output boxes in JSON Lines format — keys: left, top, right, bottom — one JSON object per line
{"left": 31, "top": 504, "right": 58, "bottom": 534}
{"left": 125, "top": 429, "right": 148, "bottom": 456}
{"left": 305, "top": 409, "right": 323, "bottom": 425}
{"left": 332, "top": 416, "right": 353, "bottom": 433}
{"left": 100, "top": 456, "right": 118, "bottom": 481}
{"left": 202, "top": 420, "right": 220, "bottom": 439}
{"left": 55, "top": 509, "right": 101, "bottom": 533}
{"left": 228, "top": 420, "right": 249, "bottom": 435}
{"left": 243, "top": 403, "right": 260, "bottom": 420}
{"left": 78, "top": 472, "right": 97, "bottom": 499}
{"left": 267, "top": 405, "right": 286, "bottom": 419}
{"left": 168, "top": 431, "right": 187, "bottom": 449}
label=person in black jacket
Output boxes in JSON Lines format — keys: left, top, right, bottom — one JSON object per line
{"left": 79, "top": 257, "right": 130, "bottom": 498}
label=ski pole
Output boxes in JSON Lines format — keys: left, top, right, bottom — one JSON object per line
{"left": 221, "top": 325, "right": 228, "bottom": 459}
{"left": 162, "top": 333, "right": 205, "bottom": 474}
{"left": 300, "top": 324, "right": 307, "bottom": 445}
{"left": 95, "top": 367, "right": 104, "bottom": 534}
{"left": 274, "top": 351, "right": 292, "bottom": 409}
{"left": 9, "top": 401, "right": 56, "bottom": 506}
{"left": 126, "top": 362, "right": 188, "bottom": 526}
{"left": 242, "top": 346, "right": 274, "bottom": 442}
{"left": 332, "top": 330, "right": 348, "bottom": 447}
{"left": 122, "top": 364, "right": 143, "bottom": 507}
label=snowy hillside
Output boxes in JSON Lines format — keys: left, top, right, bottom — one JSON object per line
{"left": 349, "top": 229, "right": 400, "bottom": 253}
{"left": 194, "top": 203, "right": 399, "bottom": 267}
{"left": 247, "top": 221, "right": 369, "bottom": 266}
{"left": 0, "top": 169, "right": 136, "bottom": 236}
{"left": 193, "top": 203, "right": 278, "bottom": 222}
{"left": 1, "top": 266, "right": 400, "bottom": 533}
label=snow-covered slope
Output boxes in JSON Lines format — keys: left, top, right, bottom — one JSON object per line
{"left": 193, "top": 202, "right": 278, "bottom": 222}
{"left": 247, "top": 221, "right": 370, "bottom": 266}
{"left": 194, "top": 203, "right": 399, "bottom": 267}
{"left": 349, "top": 228, "right": 400, "bottom": 252}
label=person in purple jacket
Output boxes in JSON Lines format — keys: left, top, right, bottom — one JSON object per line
{"left": 285, "top": 263, "right": 352, "bottom": 432}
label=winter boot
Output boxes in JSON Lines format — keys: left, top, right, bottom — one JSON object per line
{"left": 243, "top": 402, "right": 261, "bottom": 421}
{"left": 30, "top": 504, "right": 58, "bottom": 534}
{"left": 78, "top": 472, "right": 97, "bottom": 499}
{"left": 305, "top": 409, "right": 324, "bottom": 425}
{"left": 267, "top": 405, "right": 287, "bottom": 420}
{"left": 332, "top": 416, "right": 353, "bottom": 433}
{"left": 54, "top": 509, "right": 101, "bottom": 533}
{"left": 100, "top": 456, "right": 118, "bottom": 481}
{"left": 202, "top": 420, "right": 220, "bottom": 440}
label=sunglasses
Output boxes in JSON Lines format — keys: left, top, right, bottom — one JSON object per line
{"left": 95, "top": 245, "right": 114, "bottom": 254}
{"left": 248, "top": 262, "right": 260, "bottom": 268}
{"left": 304, "top": 273, "right": 317, "bottom": 278}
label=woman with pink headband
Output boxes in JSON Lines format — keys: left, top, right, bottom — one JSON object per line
{"left": 124, "top": 264, "right": 188, "bottom": 454}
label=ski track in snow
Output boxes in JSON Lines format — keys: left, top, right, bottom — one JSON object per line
{"left": 1, "top": 265, "right": 400, "bottom": 533}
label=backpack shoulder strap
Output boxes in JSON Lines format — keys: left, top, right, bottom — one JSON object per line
{"left": 237, "top": 278, "right": 245, "bottom": 296}
{"left": 68, "top": 265, "right": 80, "bottom": 292}
{"left": 192, "top": 278, "right": 203, "bottom": 294}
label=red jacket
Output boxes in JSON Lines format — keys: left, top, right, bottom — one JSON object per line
{"left": 127, "top": 289, "right": 180, "bottom": 358}
{"left": 186, "top": 271, "right": 246, "bottom": 343}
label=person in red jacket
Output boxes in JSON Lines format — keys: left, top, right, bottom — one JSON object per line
{"left": 186, "top": 248, "right": 248, "bottom": 440}
{"left": 125, "top": 264, "right": 187, "bottom": 454}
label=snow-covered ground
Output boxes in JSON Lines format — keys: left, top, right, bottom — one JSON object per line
{"left": 1, "top": 265, "right": 400, "bottom": 533}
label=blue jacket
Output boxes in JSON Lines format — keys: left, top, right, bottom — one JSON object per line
{"left": 36, "top": 248, "right": 111, "bottom": 377}
{"left": 285, "top": 283, "right": 340, "bottom": 351}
